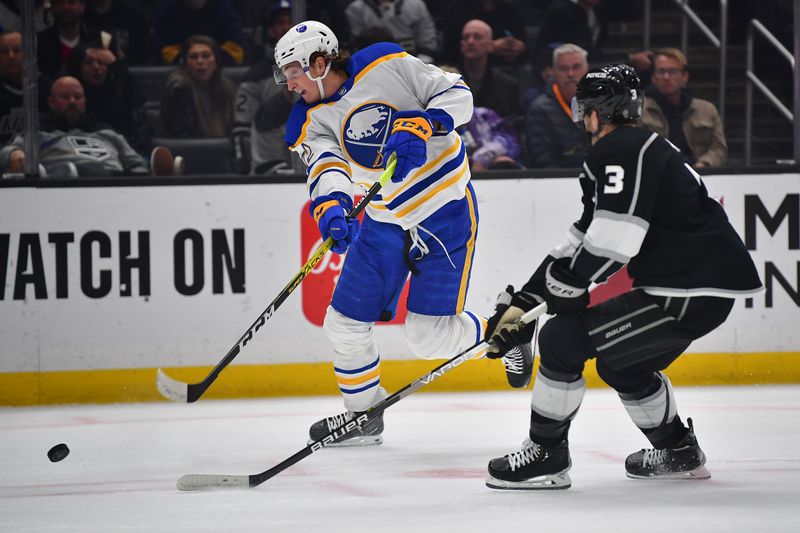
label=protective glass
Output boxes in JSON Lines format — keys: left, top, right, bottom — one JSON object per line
{"left": 272, "top": 63, "right": 307, "bottom": 85}
{"left": 571, "top": 97, "right": 585, "bottom": 123}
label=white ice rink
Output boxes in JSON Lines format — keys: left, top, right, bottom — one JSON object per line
{"left": 1, "top": 385, "right": 799, "bottom": 533}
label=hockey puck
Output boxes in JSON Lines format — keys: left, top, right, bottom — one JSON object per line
{"left": 47, "top": 443, "right": 70, "bottom": 462}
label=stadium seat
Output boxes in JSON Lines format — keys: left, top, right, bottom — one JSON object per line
{"left": 151, "top": 137, "right": 234, "bottom": 175}
{"left": 129, "top": 66, "right": 174, "bottom": 106}
{"left": 223, "top": 66, "right": 249, "bottom": 84}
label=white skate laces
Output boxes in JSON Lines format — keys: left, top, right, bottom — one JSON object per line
{"left": 642, "top": 448, "right": 669, "bottom": 467}
{"left": 325, "top": 412, "right": 351, "bottom": 431}
{"left": 507, "top": 442, "right": 543, "bottom": 471}
{"left": 503, "top": 346, "right": 526, "bottom": 375}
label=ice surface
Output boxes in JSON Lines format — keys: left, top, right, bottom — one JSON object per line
{"left": 1, "top": 386, "right": 799, "bottom": 532}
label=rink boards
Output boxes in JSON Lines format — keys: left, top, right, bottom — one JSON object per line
{"left": 1, "top": 172, "right": 798, "bottom": 405}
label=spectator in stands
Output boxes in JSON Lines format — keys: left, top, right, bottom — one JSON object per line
{"left": 458, "top": 19, "right": 520, "bottom": 119}
{"left": 84, "top": 0, "right": 154, "bottom": 66}
{"left": 37, "top": 0, "right": 118, "bottom": 80}
{"left": 257, "top": 0, "right": 293, "bottom": 63}
{"left": 522, "top": 45, "right": 556, "bottom": 112}
{"left": 0, "top": 76, "right": 151, "bottom": 176}
{"left": 0, "top": 31, "right": 23, "bottom": 143}
{"left": 473, "top": 0, "right": 527, "bottom": 66}
{"left": 525, "top": 43, "right": 589, "bottom": 168}
{"left": 231, "top": 3, "right": 296, "bottom": 174}
{"left": 641, "top": 48, "right": 727, "bottom": 168}
{"left": 0, "top": 31, "right": 48, "bottom": 145}
{"left": 66, "top": 43, "right": 148, "bottom": 149}
{"left": 459, "top": 106, "right": 523, "bottom": 171}
{"left": 534, "top": 0, "right": 651, "bottom": 75}
{"left": 154, "top": 0, "right": 245, "bottom": 66}
{"left": 345, "top": 0, "right": 438, "bottom": 63}
{"left": 160, "top": 35, "right": 237, "bottom": 138}
{"left": 437, "top": 0, "right": 528, "bottom": 66}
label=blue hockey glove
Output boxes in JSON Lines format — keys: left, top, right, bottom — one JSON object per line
{"left": 544, "top": 257, "right": 590, "bottom": 314}
{"left": 310, "top": 192, "right": 361, "bottom": 254}
{"left": 381, "top": 110, "right": 433, "bottom": 183}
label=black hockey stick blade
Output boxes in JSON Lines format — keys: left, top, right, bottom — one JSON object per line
{"left": 156, "top": 159, "right": 397, "bottom": 403}
{"left": 175, "top": 302, "right": 547, "bottom": 490}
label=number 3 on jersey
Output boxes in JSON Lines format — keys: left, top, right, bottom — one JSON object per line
{"left": 604, "top": 165, "right": 624, "bottom": 194}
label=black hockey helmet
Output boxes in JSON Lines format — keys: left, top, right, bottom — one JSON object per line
{"left": 572, "top": 64, "right": 643, "bottom": 124}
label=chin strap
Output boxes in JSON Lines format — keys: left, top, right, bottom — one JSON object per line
{"left": 307, "top": 62, "right": 332, "bottom": 100}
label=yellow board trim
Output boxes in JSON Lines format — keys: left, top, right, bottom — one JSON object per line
{"left": 1, "top": 352, "right": 799, "bottom": 406}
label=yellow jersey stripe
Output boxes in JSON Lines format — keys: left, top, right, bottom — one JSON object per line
{"left": 336, "top": 367, "right": 381, "bottom": 386}
{"left": 377, "top": 138, "right": 462, "bottom": 205}
{"left": 289, "top": 100, "right": 338, "bottom": 150}
{"left": 456, "top": 188, "right": 478, "bottom": 313}
{"left": 354, "top": 51, "right": 408, "bottom": 84}
{"left": 290, "top": 52, "right": 408, "bottom": 151}
{"left": 309, "top": 160, "right": 351, "bottom": 180}
{"left": 393, "top": 159, "right": 469, "bottom": 218}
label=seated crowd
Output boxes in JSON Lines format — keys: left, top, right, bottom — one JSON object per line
{"left": 0, "top": 0, "right": 729, "bottom": 177}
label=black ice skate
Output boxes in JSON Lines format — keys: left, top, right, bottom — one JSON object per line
{"left": 490, "top": 286, "right": 534, "bottom": 388}
{"left": 502, "top": 343, "right": 533, "bottom": 388}
{"left": 625, "top": 418, "right": 711, "bottom": 480}
{"left": 486, "top": 439, "right": 572, "bottom": 490}
{"left": 308, "top": 410, "right": 384, "bottom": 447}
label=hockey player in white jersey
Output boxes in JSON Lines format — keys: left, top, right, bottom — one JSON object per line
{"left": 483, "top": 65, "right": 762, "bottom": 489}
{"left": 274, "top": 21, "right": 532, "bottom": 446}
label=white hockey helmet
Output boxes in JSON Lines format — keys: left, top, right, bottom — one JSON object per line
{"left": 273, "top": 20, "right": 339, "bottom": 85}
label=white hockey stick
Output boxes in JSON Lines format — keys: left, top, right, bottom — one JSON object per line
{"left": 176, "top": 302, "right": 547, "bottom": 490}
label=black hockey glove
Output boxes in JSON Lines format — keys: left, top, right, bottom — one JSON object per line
{"left": 544, "top": 257, "right": 590, "bottom": 314}
{"left": 485, "top": 285, "right": 543, "bottom": 359}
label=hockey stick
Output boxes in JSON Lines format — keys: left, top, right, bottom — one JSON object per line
{"left": 175, "top": 302, "right": 547, "bottom": 490}
{"left": 157, "top": 158, "right": 397, "bottom": 403}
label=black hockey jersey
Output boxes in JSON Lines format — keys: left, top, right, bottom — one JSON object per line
{"left": 562, "top": 126, "right": 762, "bottom": 297}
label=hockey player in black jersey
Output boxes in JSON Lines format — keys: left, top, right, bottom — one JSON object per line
{"left": 482, "top": 64, "right": 762, "bottom": 490}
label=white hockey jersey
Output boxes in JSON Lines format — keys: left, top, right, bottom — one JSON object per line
{"left": 285, "top": 42, "right": 473, "bottom": 230}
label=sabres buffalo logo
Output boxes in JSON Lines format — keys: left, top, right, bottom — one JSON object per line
{"left": 342, "top": 102, "right": 397, "bottom": 169}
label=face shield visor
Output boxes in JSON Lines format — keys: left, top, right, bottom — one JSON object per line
{"left": 570, "top": 97, "right": 586, "bottom": 124}
{"left": 273, "top": 62, "right": 308, "bottom": 85}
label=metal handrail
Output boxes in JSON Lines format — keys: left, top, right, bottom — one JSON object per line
{"left": 745, "top": 19, "right": 795, "bottom": 165}
{"left": 677, "top": 0, "right": 728, "bottom": 125}
{"left": 642, "top": 1, "right": 728, "bottom": 124}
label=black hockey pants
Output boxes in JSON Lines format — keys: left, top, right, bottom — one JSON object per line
{"left": 528, "top": 289, "right": 733, "bottom": 447}
{"left": 538, "top": 289, "right": 734, "bottom": 393}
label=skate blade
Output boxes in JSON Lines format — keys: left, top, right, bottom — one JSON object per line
{"left": 485, "top": 471, "right": 572, "bottom": 490}
{"left": 626, "top": 465, "right": 711, "bottom": 480}
{"left": 306, "top": 435, "right": 383, "bottom": 448}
